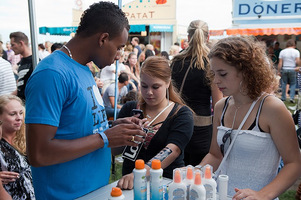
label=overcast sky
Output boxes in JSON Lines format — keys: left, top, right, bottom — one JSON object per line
{"left": 0, "top": 0, "right": 232, "bottom": 45}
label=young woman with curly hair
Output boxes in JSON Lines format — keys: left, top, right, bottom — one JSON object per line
{"left": 0, "top": 95, "right": 35, "bottom": 199}
{"left": 199, "top": 36, "right": 301, "bottom": 199}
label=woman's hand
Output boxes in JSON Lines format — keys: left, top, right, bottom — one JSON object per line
{"left": 232, "top": 188, "right": 269, "bottom": 200}
{"left": 0, "top": 171, "right": 19, "bottom": 184}
{"left": 116, "top": 173, "right": 134, "bottom": 190}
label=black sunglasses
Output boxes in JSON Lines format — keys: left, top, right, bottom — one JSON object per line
{"left": 220, "top": 129, "right": 232, "bottom": 156}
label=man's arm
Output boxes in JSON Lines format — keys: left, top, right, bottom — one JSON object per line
{"left": 26, "top": 123, "right": 146, "bottom": 167}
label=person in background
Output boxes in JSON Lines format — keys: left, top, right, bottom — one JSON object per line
{"left": 117, "top": 57, "right": 193, "bottom": 189}
{"left": 103, "top": 72, "right": 129, "bottom": 118}
{"left": 24, "top": 2, "right": 146, "bottom": 199}
{"left": 169, "top": 44, "right": 180, "bottom": 60}
{"left": 44, "top": 41, "right": 52, "bottom": 53}
{"left": 145, "top": 49, "right": 154, "bottom": 60}
{"left": 278, "top": 39, "right": 300, "bottom": 103}
{"left": 125, "top": 52, "right": 140, "bottom": 90}
{"left": 6, "top": 42, "right": 21, "bottom": 66}
{"left": 10, "top": 31, "right": 33, "bottom": 102}
{"left": 200, "top": 36, "right": 301, "bottom": 199}
{"left": 160, "top": 51, "right": 170, "bottom": 63}
{"left": 50, "top": 42, "right": 63, "bottom": 53}
{"left": 0, "top": 41, "right": 7, "bottom": 61}
{"left": 131, "top": 37, "right": 142, "bottom": 58}
{"left": 274, "top": 41, "right": 282, "bottom": 67}
{"left": 0, "top": 55, "right": 16, "bottom": 95}
{"left": 38, "top": 43, "right": 50, "bottom": 60}
{"left": 171, "top": 20, "right": 223, "bottom": 166}
{"left": 0, "top": 95, "right": 35, "bottom": 199}
{"left": 182, "top": 39, "right": 189, "bottom": 51}
{"left": 0, "top": 120, "right": 12, "bottom": 200}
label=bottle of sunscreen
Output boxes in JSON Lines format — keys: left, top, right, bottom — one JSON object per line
{"left": 133, "top": 159, "right": 147, "bottom": 200}
{"left": 203, "top": 165, "right": 217, "bottom": 200}
{"left": 108, "top": 187, "right": 125, "bottom": 200}
{"left": 185, "top": 165, "right": 194, "bottom": 199}
{"left": 189, "top": 170, "right": 206, "bottom": 200}
{"left": 150, "top": 159, "right": 163, "bottom": 200}
{"left": 218, "top": 174, "right": 229, "bottom": 200}
{"left": 168, "top": 168, "right": 186, "bottom": 200}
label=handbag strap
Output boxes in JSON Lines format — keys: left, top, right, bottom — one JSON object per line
{"left": 179, "top": 65, "right": 191, "bottom": 94}
{"left": 214, "top": 95, "right": 261, "bottom": 178}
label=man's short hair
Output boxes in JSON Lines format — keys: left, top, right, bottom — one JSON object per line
{"left": 51, "top": 43, "right": 63, "bottom": 53}
{"left": 9, "top": 32, "right": 29, "bottom": 45}
{"left": 132, "top": 37, "right": 139, "bottom": 44}
{"left": 286, "top": 39, "right": 296, "bottom": 48}
{"left": 76, "top": 2, "right": 129, "bottom": 39}
{"left": 118, "top": 72, "right": 129, "bottom": 83}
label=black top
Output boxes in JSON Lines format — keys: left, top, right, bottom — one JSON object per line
{"left": 118, "top": 101, "right": 193, "bottom": 179}
{"left": 17, "top": 55, "right": 33, "bottom": 102}
{"left": 171, "top": 57, "right": 211, "bottom": 116}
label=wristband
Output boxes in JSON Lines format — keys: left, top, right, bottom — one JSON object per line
{"left": 108, "top": 120, "right": 113, "bottom": 128}
{"left": 98, "top": 132, "right": 109, "bottom": 148}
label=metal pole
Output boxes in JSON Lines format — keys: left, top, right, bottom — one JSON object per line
{"left": 28, "top": 0, "right": 39, "bottom": 69}
{"left": 113, "top": 60, "right": 119, "bottom": 120}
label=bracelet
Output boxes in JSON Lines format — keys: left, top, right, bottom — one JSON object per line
{"left": 98, "top": 132, "right": 109, "bottom": 148}
{"left": 108, "top": 120, "right": 114, "bottom": 128}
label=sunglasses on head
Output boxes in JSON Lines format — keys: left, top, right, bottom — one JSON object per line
{"left": 220, "top": 129, "right": 232, "bottom": 156}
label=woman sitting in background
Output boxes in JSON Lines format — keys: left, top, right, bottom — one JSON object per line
{"left": 117, "top": 57, "right": 193, "bottom": 189}
{"left": 0, "top": 95, "right": 35, "bottom": 199}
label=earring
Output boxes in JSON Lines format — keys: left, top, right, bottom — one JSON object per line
{"left": 166, "top": 88, "right": 169, "bottom": 103}
{"left": 239, "top": 81, "right": 246, "bottom": 95}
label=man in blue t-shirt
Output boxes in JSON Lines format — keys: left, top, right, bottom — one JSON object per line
{"left": 25, "top": 2, "right": 146, "bottom": 200}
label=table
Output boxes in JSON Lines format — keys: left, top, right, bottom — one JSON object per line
{"left": 76, "top": 178, "right": 172, "bottom": 200}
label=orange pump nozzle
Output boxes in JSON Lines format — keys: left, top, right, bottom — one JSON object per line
{"left": 204, "top": 165, "right": 212, "bottom": 179}
{"left": 186, "top": 166, "right": 194, "bottom": 180}
{"left": 194, "top": 171, "right": 202, "bottom": 185}
{"left": 174, "top": 169, "right": 182, "bottom": 183}
{"left": 135, "top": 159, "right": 145, "bottom": 170}
{"left": 151, "top": 159, "right": 161, "bottom": 169}
{"left": 111, "top": 187, "right": 122, "bottom": 197}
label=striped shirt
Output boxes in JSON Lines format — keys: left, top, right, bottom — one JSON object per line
{"left": 0, "top": 57, "right": 16, "bottom": 95}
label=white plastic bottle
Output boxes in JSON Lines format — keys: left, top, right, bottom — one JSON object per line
{"left": 218, "top": 174, "right": 229, "bottom": 200}
{"left": 108, "top": 187, "right": 125, "bottom": 200}
{"left": 203, "top": 165, "right": 217, "bottom": 200}
{"left": 168, "top": 168, "right": 187, "bottom": 200}
{"left": 150, "top": 159, "right": 163, "bottom": 200}
{"left": 185, "top": 165, "right": 194, "bottom": 199}
{"left": 133, "top": 159, "right": 147, "bottom": 200}
{"left": 189, "top": 170, "right": 206, "bottom": 200}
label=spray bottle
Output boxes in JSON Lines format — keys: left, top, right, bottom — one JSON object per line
{"left": 189, "top": 169, "right": 206, "bottom": 200}
{"left": 133, "top": 159, "right": 147, "bottom": 200}
{"left": 108, "top": 187, "right": 125, "bottom": 200}
{"left": 184, "top": 165, "right": 194, "bottom": 199}
{"left": 150, "top": 159, "right": 163, "bottom": 200}
{"left": 168, "top": 168, "right": 187, "bottom": 200}
{"left": 203, "top": 165, "right": 217, "bottom": 200}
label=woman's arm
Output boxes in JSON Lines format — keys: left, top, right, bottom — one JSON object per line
{"left": 233, "top": 96, "right": 301, "bottom": 200}
{"left": 0, "top": 178, "right": 12, "bottom": 200}
{"left": 200, "top": 98, "right": 225, "bottom": 171}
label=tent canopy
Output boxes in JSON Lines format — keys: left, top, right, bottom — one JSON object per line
{"left": 39, "top": 26, "right": 78, "bottom": 36}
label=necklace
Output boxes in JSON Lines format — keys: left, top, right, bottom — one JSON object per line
{"left": 63, "top": 45, "right": 72, "bottom": 59}
{"left": 231, "top": 105, "right": 240, "bottom": 129}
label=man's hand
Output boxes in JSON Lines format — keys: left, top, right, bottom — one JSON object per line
{"left": 104, "top": 123, "right": 146, "bottom": 148}
{"left": 113, "top": 116, "right": 147, "bottom": 127}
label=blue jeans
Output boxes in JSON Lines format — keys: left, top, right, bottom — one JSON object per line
{"left": 281, "top": 69, "right": 296, "bottom": 101}
{"left": 105, "top": 106, "right": 120, "bottom": 118}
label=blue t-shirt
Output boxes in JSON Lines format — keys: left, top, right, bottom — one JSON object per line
{"left": 25, "top": 51, "right": 111, "bottom": 200}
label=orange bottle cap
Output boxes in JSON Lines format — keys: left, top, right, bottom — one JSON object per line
{"left": 111, "top": 187, "right": 122, "bottom": 197}
{"left": 174, "top": 169, "right": 182, "bottom": 183}
{"left": 204, "top": 166, "right": 212, "bottom": 179}
{"left": 151, "top": 159, "right": 161, "bottom": 169}
{"left": 186, "top": 166, "right": 194, "bottom": 180}
{"left": 194, "top": 171, "right": 202, "bottom": 185}
{"left": 135, "top": 159, "right": 145, "bottom": 169}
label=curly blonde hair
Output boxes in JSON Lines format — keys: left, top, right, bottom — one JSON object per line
{"left": 0, "top": 95, "right": 26, "bottom": 155}
{"left": 208, "top": 36, "right": 277, "bottom": 100}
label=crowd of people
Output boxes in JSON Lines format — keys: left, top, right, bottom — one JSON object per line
{"left": 0, "top": 1, "right": 300, "bottom": 200}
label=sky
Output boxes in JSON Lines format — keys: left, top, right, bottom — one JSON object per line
{"left": 0, "top": 0, "right": 232, "bottom": 46}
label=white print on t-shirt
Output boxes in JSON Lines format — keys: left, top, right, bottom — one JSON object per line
{"left": 93, "top": 85, "right": 103, "bottom": 106}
